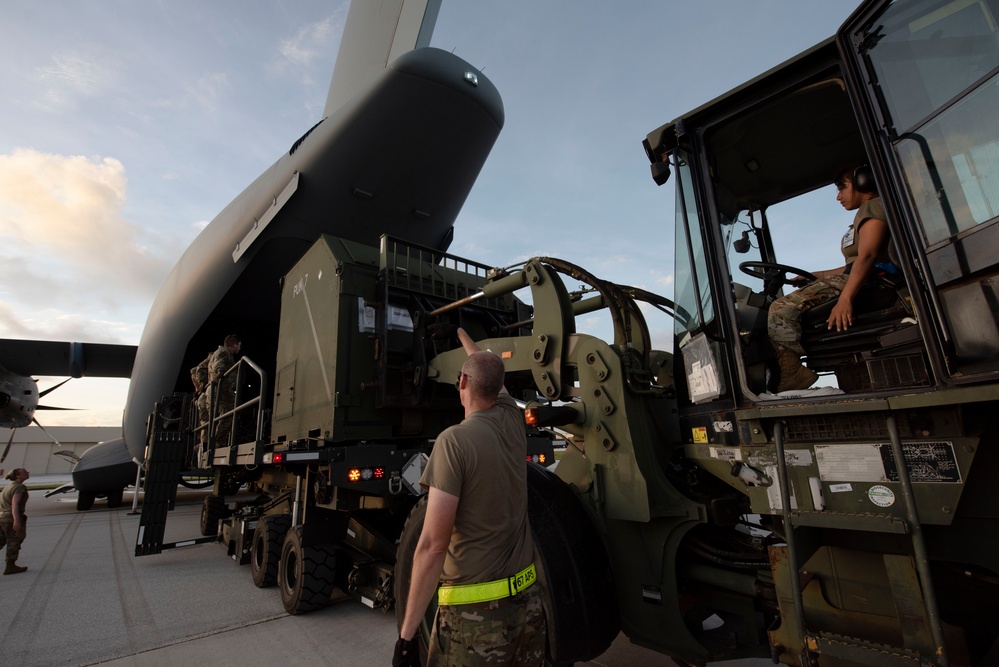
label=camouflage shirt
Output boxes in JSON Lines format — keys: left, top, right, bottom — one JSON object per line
{"left": 209, "top": 346, "right": 236, "bottom": 384}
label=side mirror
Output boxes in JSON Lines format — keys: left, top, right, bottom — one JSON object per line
{"left": 733, "top": 231, "right": 751, "bottom": 254}
{"left": 650, "top": 161, "right": 671, "bottom": 186}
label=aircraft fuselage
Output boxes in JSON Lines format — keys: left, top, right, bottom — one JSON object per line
{"left": 121, "top": 47, "right": 503, "bottom": 463}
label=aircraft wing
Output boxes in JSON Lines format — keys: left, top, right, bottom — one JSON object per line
{"left": 0, "top": 339, "right": 136, "bottom": 378}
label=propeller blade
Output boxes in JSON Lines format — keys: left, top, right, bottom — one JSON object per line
{"left": 1, "top": 428, "right": 13, "bottom": 464}
{"left": 53, "top": 449, "right": 82, "bottom": 464}
{"left": 38, "top": 377, "right": 72, "bottom": 399}
{"left": 35, "top": 405, "right": 79, "bottom": 411}
{"left": 31, "top": 418, "right": 64, "bottom": 448}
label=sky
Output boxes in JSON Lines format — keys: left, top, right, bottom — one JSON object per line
{"left": 0, "top": 0, "right": 858, "bottom": 427}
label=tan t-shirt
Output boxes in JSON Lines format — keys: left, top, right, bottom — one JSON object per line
{"left": 420, "top": 392, "right": 534, "bottom": 586}
{"left": 842, "top": 196, "right": 888, "bottom": 266}
{"left": 1, "top": 481, "right": 28, "bottom": 518}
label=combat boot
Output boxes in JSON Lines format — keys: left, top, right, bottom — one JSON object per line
{"left": 4, "top": 563, "right": 27, "bottom": 575}
{"left": 775, "top": 346, "right": 817, "bottom": 392}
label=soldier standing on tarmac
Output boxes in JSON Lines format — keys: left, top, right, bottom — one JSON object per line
{"left": 1, "top": 468, "right": 30, "bottom": 575}
{"left": 395, "top": 328, "right": 545, "bottom": 666}
{"left": 207, "top": 335, "right": 241, "bottom": 445}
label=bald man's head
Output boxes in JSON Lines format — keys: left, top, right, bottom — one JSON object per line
{"left": 461, "top": 351, "right": 505, "bottom": 401}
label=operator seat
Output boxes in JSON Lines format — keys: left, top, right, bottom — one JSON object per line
{"left": 799, "top": 275, "right": 925, "bottom": 390}
{"left": 800, "top": 276, "right": 904, "bottom": 353}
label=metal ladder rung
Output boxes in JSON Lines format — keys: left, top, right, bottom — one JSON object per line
{"left": 774, "top": 415, "right": 949, "bottom": 665}
{"left": 806, "top": 632, "right": 929, "bottom": 666}
{"left": 789, "top": 510, "right": 908, "bottom": 533}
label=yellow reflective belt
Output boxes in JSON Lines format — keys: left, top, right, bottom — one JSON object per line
{"left": 437, "top": 563, "right": 537, "bottom": 606}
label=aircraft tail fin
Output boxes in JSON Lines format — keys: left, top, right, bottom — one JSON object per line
{"left": 323, "top": 0, "right": 442, "bottom": 118}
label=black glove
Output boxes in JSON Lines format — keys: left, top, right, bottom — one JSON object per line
{"left": 393, "top": 637, "right": 420, "bottom": 667}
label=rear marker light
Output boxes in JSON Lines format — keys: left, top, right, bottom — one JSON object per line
{"left": 348, "top": 467, "right": 386, "bottom": 482}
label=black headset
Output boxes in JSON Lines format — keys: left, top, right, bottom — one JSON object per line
{"left": 853, "top": 163, "right": 876, "bottom": 193}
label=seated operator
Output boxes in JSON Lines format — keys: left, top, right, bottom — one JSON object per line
{"left": 767, "top": 165, "right": 891, "bottom": 392}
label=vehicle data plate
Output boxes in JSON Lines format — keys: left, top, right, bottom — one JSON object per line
{"left": 880, "top": 442, "right": 961, "bottom": 484}
{"left": 815, "top": 442, "right": 960, "bottom": 483}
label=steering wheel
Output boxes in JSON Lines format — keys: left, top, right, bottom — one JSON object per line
{"left": 738, "top": 261, "right": 817, "bottom": 298}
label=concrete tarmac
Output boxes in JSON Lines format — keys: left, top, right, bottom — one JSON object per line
{"left": 1, "top": 480, "right": 769, "bottom": 666}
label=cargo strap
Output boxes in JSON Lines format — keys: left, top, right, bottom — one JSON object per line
{"left": 437, "top": 563, "right": 537, "bottom": 605}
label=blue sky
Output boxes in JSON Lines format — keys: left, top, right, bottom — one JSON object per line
{"left": 0, "top": 1, "right": 858, "bottom": 425}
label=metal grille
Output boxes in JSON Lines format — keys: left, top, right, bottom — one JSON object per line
{"left": 379, "top": 235, "right": 510, "bottom": 310}
{"left": 868, "top": 354, "right": 929, "bottom": 390}
{"left": 783, "top": 411, "right": 914, "bottom": 442}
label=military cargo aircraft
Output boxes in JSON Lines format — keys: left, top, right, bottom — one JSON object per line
{"left": 0, "top": 339, "right": 135, "bottom": 452}
{"left": 0, "top": 340, "right": 135, "bottom": 508}
{"left": 12, "top": 0, "right": 503, "bottom": 509}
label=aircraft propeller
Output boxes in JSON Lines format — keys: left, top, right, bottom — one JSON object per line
{"left": 1, "top": 377, "right": 77, "bottom": 464}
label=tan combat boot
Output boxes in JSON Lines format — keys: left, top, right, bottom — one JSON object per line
{"left": 775, "top": 346, "right": 817, "bottom": 392}
{"left": 4, "top": 563, "right": 28, "bottom": 575}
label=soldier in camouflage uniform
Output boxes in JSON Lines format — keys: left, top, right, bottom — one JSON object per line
{"left": 191, "top": 354, "right": 211, "bottom": 462}
{"left": 1, "top": 468, "right": 30, "bottom": 575}
{"left": 207, "top": 335, "right": 241, "bottom": 445}
{"left": 396, "top": 329, "right": 545, "bottom": 667}
{"left": 767, "top": 165, "right": 890, "bottom": 392}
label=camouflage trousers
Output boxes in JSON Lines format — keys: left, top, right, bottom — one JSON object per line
{"left": 196, "top": 392, "right": 209, "bottom": 445}
{"left": 768, "top": 274, "right": 849, "bottom": 355}
{"left": 0, "top": 514, "right": 27, "bottom": 565}
{"left": 207, "top": 383, "right": 235, "bottom": 444}
{"left": 428, "top": 585, "right": 546, "bottom": 666}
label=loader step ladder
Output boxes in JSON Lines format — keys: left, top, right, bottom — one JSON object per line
{"left": 135, "top": 397, "right": 216, "bottom": 556}
{"left": 774, "top": 415, "right": 949, "bottom": 666}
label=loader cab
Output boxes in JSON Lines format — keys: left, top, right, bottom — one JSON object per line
{"left": 645, "top": 0, "right": 999, "bottom": 422}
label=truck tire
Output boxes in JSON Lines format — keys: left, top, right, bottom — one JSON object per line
{"left": 394, "top": 495, "right": 433, "bottom": 665}
{"left": 251, "top": 514, "right": 292, "bottom": 588}
{"left": 527, "top": 462, "right": 620, "bottom": 664}
{"left": 77, "top": 491, "right": 95, "bottom": 511}
{"left": 200, "top": 495, "right": 226, "bottom": 536}
{"left": 279, "top": 526, "right": 336, "bottom": 614}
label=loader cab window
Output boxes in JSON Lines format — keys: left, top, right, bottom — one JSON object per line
{"left": 852, "top": 0, "right": 999, "bottom": 376}
{"left": 868, "top": 0, "right": 999, "bottom": 245}
{"left": 673, "top": 150, "right": 716, "bottom": 336}
{"left": 723, "top": 207, "right": 766, "bottom": 296}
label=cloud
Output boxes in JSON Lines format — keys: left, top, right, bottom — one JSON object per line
{"left": 0, "top": 148, "right": 174, "bottom": 339}
{"left": 0, "top": 304, "right": 136, "bottom": 344}
{"left": 653, "top": 272, "right": 674, "bottom": 289}
{"left": 0, "top": 302, "right": 32, "bottom": 338}
{"left": 150, "top": 71, "right": 231, "bottom": 111}
{"left": 188, "top": 72, "right": 230, "bottom": 108}
{"left": 34, "top": 48, "right": 119, "bottom": 111}
{"left": 271, "top": 12, "right": 347, "bottom": 83}
{"left": 279, "top": 17, "right": 337, "bottom": 66}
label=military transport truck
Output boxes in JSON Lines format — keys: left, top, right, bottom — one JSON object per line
{"left": 136, "top": 0, "right": 997, "bottom": 665}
